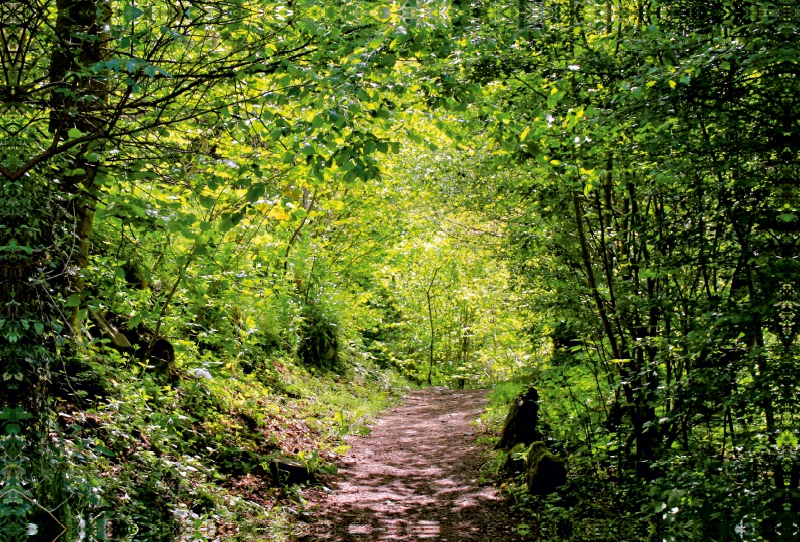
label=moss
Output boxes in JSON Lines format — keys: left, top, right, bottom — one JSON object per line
{"left": 525, "top": 441, "right": 567, "bottom": 495}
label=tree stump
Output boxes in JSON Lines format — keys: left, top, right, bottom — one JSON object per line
{"left": 495, "top": 385, "right": 540, "bottom": 449}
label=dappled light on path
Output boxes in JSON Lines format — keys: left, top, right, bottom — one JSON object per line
{"left": 298, "top": 388, "right": 523, "bottom": 541}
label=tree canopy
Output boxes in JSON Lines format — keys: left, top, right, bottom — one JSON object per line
{"left": 0, "top": 0, "right": 797, "bottom": 539}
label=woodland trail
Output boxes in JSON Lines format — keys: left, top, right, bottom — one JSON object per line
{"left": 296, "top": 387, "right": 526, "bottom": 541}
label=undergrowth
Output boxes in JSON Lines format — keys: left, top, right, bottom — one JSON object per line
{"left": 50, "top": 343, "right": 409, "bottom": 542}
{"left": 479, "top": 379, "right": 655, "bottom": 542}
{"left": 477, "top": 378, "right": 526, "bottom": 433}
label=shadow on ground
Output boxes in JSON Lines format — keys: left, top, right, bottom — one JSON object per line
{"left": 295, "top": 388, "right": 526, "bottom": 541}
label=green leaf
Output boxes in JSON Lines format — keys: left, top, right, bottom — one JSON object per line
{"left": 123, "top": 4, "right": 144, "bottom": 23}
{"left": 128, "top": 313, "right": 142, "bottom": 328}
{"left": 5, "top": 424, "right": 21, "bottom": 435}
{"left": 318, "top": 463, "right": 338, "bottom": 475}
{"left": 95, "top": 445, "right": 115, "bottom": 457}
{"left": 0, "top": 407, "right": 33, "bottom": 421}
{"left": 246, "top": 184, "right": 266, "bottom": 203}
{"left": 68, "top": 128, "right": 83, "bottom": 139}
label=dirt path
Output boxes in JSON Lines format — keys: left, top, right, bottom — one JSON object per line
{"left": 296, "top": 387, "right": 525, "bottom": 541}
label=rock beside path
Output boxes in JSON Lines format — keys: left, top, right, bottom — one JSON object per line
{"left": 496, "top": 385, "right": 540, "bottom": 450}
{"left": 271, "top": 457, "right": 315, "bottom": 486}
{"left": 525, "top": 442, "right": 566, "bottom": 496}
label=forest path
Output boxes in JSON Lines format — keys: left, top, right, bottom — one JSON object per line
{"left": 296, "top": 387, "right": 524, "bottom": 541}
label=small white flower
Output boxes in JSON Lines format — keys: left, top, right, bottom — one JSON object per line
{"left": 172, "top": 508, "right": 190, "bottom": 521}
{"left": 189, "top": 368, "right": 212, "bottom": 380}
{"left": 27, "top": 523, "right": 38, "bottom": 535}
{"left": 568, "top": 64, "right": 580, "bottom": 70}
{"left": 77, "top": 516, "right": 86, "bottom": 540}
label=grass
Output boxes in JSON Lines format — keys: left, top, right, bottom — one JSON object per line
{"left": 478, "top": 378, "right": 528, "bottom": 434}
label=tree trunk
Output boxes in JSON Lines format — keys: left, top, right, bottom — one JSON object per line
{"left": 426, "top": 287, "right": 435, "bottom": 385}
{"left": 0, "top": 0, "right": 110, "bottom": 529}
{"left": 50, "top": 0, "right": 110, "bottom": 332}
{"left": 425, "top": 264, "right": 443, "bottom": 385}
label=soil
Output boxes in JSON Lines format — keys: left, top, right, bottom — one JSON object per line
{"left": 295, "top": 387, "right": 527, "bottom": 541}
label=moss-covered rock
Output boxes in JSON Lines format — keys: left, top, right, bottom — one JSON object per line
{"left": 525, "top": 441, "right": 566, "bottom": 495}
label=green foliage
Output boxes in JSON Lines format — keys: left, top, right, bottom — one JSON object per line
{"left": 298, "top": 303, "right": 340, "bottom": 372}
{"left": 490, "top": 380, "right": 528, "bottom": 410}
{"left": 421, "top": 0, "right": 800, "bottom": 538}
{"left": 2, "top": 0, "right": 796, "bottom": 538}
{"left": 35, "top": 346, "right": 403, "bottom": 540}
{"left": 367, "top": 148, "right": 537, "bottom": 386}
{"left": 0, "top": 0, "right": 435, "bottom": 534}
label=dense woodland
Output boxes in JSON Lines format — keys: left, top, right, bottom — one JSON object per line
{"left": 0, "top": 0, "right": 797, "bottom": 540}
